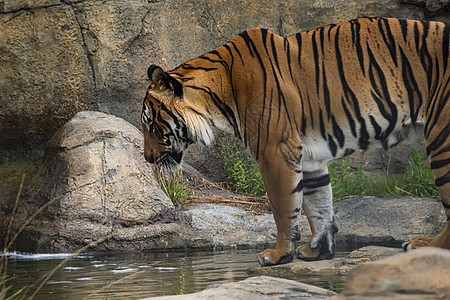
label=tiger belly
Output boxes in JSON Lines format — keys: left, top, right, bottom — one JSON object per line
{"left": 301, "top": 122, "right": 423, "bottom": 173}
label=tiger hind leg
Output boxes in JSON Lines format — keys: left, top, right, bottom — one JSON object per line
{"left": 403, "top": 93, "right": 450, "bottom": 251}
{"left": 296, "top": 168, "right": 338, "bottom": 261}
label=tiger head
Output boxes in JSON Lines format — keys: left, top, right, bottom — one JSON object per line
{"left": 141, "top": 65, "right": 193, "bottom": 169}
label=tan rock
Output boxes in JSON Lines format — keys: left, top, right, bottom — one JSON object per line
{"left": 145, "top": 276, "right": 336, "bottom": 300}
{"left": 333, "top": 247, "right": 450, "bottom": 299}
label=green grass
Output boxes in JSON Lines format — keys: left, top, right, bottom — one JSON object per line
{"left": 221, "top": 140, "right": 266, "bottom": 196}
{"left": 154, "top": 168, "right": 196, "bottom": 209}
{"left": 221, "top": 141, "right": 438, "bottom": 199}
{"left": 329, "top": 149, "right": 438, "bottom": 200}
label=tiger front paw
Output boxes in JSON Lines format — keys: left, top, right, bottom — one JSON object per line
{"left": 257, "top": 248, "right": 294, "bottom": 266}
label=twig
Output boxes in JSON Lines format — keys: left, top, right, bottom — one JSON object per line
{"left": 1, "top": 173, "right": 26, "bottom": 294}
{"left": 86, "top": 269, "right": 145, "bottom": 298}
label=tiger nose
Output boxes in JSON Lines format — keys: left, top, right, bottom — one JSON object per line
{"left": 145, "top": 153, "right": 155, "bottom": 164}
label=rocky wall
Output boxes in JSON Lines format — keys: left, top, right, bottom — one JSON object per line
{"left": 1, "top": 0, "right": 449, "bottom": 156}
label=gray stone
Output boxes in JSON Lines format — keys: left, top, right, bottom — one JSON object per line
{"left": 185, "top": 196, "right": 446, "bottom": 251}
{"left": 334, "top": 197, "right": 446, "bottom": 249}
{"left": 144, "top": 276, "right": 336, "bottom": 300}
{"left": 12, "top": 111, "right": 207, "bottom": 253}
{"left": 186, "top": 204, "right": 278, "bottom": 248}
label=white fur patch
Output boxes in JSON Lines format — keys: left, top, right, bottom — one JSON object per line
{"left": 181, "top": 109, "right": 214, "bottom": 145}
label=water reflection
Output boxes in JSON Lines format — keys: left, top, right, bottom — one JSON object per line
{"left": 5, "top": 249, "right": 346, "bottom": 299}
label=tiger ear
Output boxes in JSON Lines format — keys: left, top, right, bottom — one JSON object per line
{"left": 147, "top": 65, "right": 183, "bottom": 97}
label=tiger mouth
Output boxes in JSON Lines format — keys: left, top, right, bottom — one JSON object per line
{"left": 155, "top": 151, "right": 183, "bottom": 168}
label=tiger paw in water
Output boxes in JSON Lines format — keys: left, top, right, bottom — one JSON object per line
{"left": 258, "top": 248, "right": 294, "bottom": 266}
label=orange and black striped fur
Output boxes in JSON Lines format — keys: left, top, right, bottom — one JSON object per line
{"left": 142, "top": 17, "right": 450, "bottom": 266}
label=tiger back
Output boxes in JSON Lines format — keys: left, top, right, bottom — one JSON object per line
{"left": 142, "top": 17, "right": 450, "bottom": 266}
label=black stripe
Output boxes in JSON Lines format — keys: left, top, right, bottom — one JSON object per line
{"left": 420, "top": 21, "right": 433, "bottom": 92}
{"left": 351, "top": 19, "right": 365, "bottom": 76}
{"left": 328, "top": 134, "right": 338, "bottom": 157}
{"left": 431, "top": 158, "right": 450, "bottom": 170}
{"left": 296, "top": 33, "right": 303, "bottom": 68}
{"left": 435, "top": 171, "right": 450, "bottom": 187}
{"left": 180, "top": 64, "right": 217, "bottom": 72}
{"left": 303, "top": 174, "right": 331, "bottom": 189}
{"left": 303, "top": 190, "right": 318, "bottom": 196}
{"left": 335, "top": 26, "right": 369, "bottom": 149}
{"left": 378, "top": 18, "right": 398, "bottom": 67}
{"left": 442, "top": 202, "right": 450, "bottom": 209}
{"left": 207, "top": 50, "right": 222, "bottom": 59}
{"left": 399, "top": 47, "right": 423, "bottom": 124}
{"left": 426, "top": 85, "right": 450, "bottom": 140}
{"left": 270, "top": 32, "right": 283, "bottom": 79}
{"left": 367, "top": 44, "right": 398, "bottom": 136}
{"left": 285, "top": 37, "right": 295, "bottom": 82}
{"left": 319, "top": 109, "right": 326, "bottom": 140}
{"left": 332, "top": 115, "right": 345, "bottom": 147}
{"left": 312, "top": 31, "right": 321, "bottom": 95}
{"left": 319, "top": 26, "right": 325, "bottom": 55}
{"left": 398, "top": 18, "right": 409, "bottom": 42}
{"left": 369, "top": 115, "right": 383, "bottom": 141}
{"left": 341, "top": 97, "right": 357, "bottom": 137}
{"left": 414, "top": 22, "right": 421, "bottom": 55}
{"left": 291, "top": 179, "right": 303, "bottom": 194}
{"left": 230, "top": 40, "right": 245, "bottom": 65}
{"left": 261, "top": 31, "right": 293, "bottom": 128}
{"left": 322, "top": 60, "right": 331, "bottom": 120}
{"left": 426, "top": 121, "right": 450, "bottom": 157}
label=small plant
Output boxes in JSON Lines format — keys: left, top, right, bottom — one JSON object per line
{"left": 221, "top": 141, "right": 266, "bottom": 196}
{"left": 402, "top": 149, "right": 439, "bottom": 197}
{"left": 329, "top": 149, "right": 438, "bottom": 200}
{"left": 154, "top": 168, "right": 195, "bottom": 209}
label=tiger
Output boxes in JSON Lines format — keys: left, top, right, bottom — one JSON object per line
{"left": 141, "top": 17, "right": 450, "bottom": 266}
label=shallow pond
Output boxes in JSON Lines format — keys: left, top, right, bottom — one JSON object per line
{"left": 4, "top": 249, "right": 348, "bottom": 299}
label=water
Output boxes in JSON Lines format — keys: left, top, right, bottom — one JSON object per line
{"left": 4, "top": 249, "right": 347, "bottom": 299}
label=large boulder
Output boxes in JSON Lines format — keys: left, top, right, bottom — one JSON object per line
{"left": 8, "top": 111, "right": 207, "bottom": 253}
{"left": 332, "top": 247, "right": 450, "bottom": 299}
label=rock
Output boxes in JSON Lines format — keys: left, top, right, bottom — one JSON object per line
{"left": 332, "top": 247, "right": 450, "bottom": 299}
{"left": 144, "top": 276, "right": 336, "bottom": 300}
{"left": 248, "top": 246, "right": 402, "bottom": 279}
{"left": 186, "top": 204, "right": 279, "bottom": 248}
{"left": 31, "top": 111, "right": 174, "bottom": 225}
{"left": 334, "top": 197, "right": 446, "bottom": 249}
{"left": 2, "top": 0, "right": 450, "bottom": 174}
{"left": 0, "top": 4, "right": 94, "bottom": 152}
{"left": 185, "top": 197, "right": 445, "bottom": 251}
{"left": 8, "top": 111, "right": 208, "bottom": 253}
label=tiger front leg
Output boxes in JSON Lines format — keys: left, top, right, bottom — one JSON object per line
{"left": 296, "top": 168, "right": 338, "bottom": 261}
{"left": 256, "top": 141, "right": 303, "bottom": 266}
